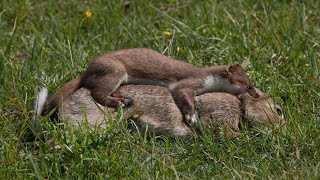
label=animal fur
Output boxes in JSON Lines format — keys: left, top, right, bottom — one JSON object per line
{"left": 54, "top": 85, "right": 283, "bottom": 138}
{"left": 41, "top": 48, "right": 259, "bottom": 126}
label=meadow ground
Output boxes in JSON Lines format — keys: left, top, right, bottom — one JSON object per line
{"left": 0, "top": 0, "right": 320, "bottom": 179}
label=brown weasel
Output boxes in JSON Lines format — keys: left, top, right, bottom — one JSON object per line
{"left": 41, "top": 48, "right": 259, "bottom": 125}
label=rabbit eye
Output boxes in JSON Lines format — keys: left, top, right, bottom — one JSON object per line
{"left": 247, "top": 85, "right": 252, "bottom": 89}
{"left": 276, "top": 107, "right": 283, "bottom": 116}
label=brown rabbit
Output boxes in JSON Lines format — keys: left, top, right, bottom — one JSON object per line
{"left": 55, "top": 85, "right": 283, "bottom": 138}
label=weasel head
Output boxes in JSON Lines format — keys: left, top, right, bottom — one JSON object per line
{"left": 223, "top": 64, "right": 259, "bottom": 98}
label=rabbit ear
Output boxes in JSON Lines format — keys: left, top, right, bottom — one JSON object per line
{"left": 228, "top": 64, "right": 242, "bottom": 73}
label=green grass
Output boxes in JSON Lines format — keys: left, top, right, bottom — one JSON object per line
{"left": 1, "top": 0, "right": 320, "bottom": 179}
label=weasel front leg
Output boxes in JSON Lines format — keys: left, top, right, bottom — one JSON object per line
{"left": 171, "top": 88, "right": 198, "bottom": 126}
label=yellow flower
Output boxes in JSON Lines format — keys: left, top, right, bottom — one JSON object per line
{"left": 85, "top": 10, "right": 92, "bottom": 18}
{"left": 163, "top": 31, "right": 172, "bottom": 36}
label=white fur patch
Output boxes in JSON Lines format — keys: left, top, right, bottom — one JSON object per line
{"left": 197, "top": 75, "right": 245, "bottom": 95}
{"left": 185, "top": 114, "right": 197, "bottom": 125}
{"left": 34, "top": 87, "right": 48, "bottom": 115}
{"left": 32, "top": 87, "right": 48, "bottom": 135}
{"left": 197, "top": 76, "right": 231, "bottom": 95}
{"left": 168, "top": 83, "right": 177, "bottom": 90}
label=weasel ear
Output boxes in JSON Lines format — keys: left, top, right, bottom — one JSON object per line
{"left": 229, "top": 64, "right": 242, "bottom": 73}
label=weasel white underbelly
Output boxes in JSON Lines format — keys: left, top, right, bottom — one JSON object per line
{"left": 196, "top": 75, "right": 242, "bottom": 95}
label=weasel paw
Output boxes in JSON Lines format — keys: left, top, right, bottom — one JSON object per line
{"left": 185, "top": 114, "right": 197, "bottom": 126}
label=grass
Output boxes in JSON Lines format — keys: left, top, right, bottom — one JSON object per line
{"left": 0, "top": 0, "right": 320, "bottom": 179}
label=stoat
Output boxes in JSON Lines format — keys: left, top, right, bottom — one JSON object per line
{"left": 39, "top": 48, "right": 259, "bottom": 126}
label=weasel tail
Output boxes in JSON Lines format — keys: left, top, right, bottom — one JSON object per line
{"left": 34, "top": 88, "right": 48, "bottom": 116}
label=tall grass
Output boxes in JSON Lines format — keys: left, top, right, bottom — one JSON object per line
{"left": 0, "top": 0, "right": 319, "bottom": 178}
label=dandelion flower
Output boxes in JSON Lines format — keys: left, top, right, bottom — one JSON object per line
{"left": 85, "top": 10, "right": 92, "bottom": 18}
{"left": 163, "top": 31, "right": 172, "bottom": 36}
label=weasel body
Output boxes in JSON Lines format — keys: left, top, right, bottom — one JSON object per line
{"left": 41, "top": 48, "right": 258, "bottom": 125}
